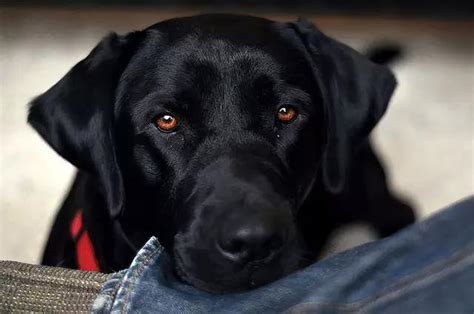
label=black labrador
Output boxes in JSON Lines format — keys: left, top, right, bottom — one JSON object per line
{"left": 29, "top": 14, "right": 415, "bottom": 293}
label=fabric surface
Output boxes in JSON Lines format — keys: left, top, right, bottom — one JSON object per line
{"left": 0, "top": 260, "right": 110, "bottom": 312}
{"left": 93, "top": 197, "right": 474, "bottom": 313}
{"left": 1, "top": 197, "right": 472, "bottom": 312}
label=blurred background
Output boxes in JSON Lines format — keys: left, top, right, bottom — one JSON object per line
{"left": 0, "top": 1, "right": 473, "bottom": 264}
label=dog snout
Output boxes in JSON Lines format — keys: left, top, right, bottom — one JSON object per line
{"left": 172, "top": 155, "right": 299, "bottom": 291}
{"left": 217, "top": 218, "right": 286, "bottom": 264}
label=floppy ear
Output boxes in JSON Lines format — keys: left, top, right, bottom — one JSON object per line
{"left": 292, "top": 19, "right": 397, "bottom": 194}
{"left": 28, "top": 32, "right": 141, "bottom": 218}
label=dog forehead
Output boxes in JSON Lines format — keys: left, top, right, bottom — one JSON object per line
{"left": 120, "top": 30, "right": 291, "bottom": 107}
{"left": 146, "top": 14, "right": 282, "bottom": 43}
{"left": 131, "top": 14, "right": 299, "bottom": 79}
{"left": 163, "top": 37, "right": 282, "bottom": 79}
{"left": 133, "top": 25, "right": 289, "bottom": 76}
{"left": 117, "top": 16, "right": 317, "bottom": 128}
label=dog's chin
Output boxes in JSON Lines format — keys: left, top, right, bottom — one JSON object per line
{"left": 172, "top": 251, "right": 302, "bottom": 294}
{"left": 173, "top": 261, "right": 246, "bottom": 293}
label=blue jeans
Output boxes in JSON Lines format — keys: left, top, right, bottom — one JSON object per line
{"left": 93, "top": 197, "right": 474, "bottom": 313}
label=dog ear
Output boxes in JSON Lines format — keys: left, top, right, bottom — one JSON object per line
{"left": 28, "top": 32, "right": 141, "bottom": 218}
{"left": 292, "top": 19, "right": 397, "bottom": 194}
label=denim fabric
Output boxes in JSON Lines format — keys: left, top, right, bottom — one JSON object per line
{"left": 93, "top": 197, "right": 474, "bottom": 313}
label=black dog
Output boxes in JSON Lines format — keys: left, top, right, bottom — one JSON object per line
{"left": 29, "top": 14, "right": 415, "bottom": 293}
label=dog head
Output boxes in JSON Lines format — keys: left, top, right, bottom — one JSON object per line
{"left": 29, "top": 14, "right": 396, "bottom": 292}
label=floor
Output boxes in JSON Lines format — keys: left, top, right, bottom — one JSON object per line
{"left": 1, "top": 7, "right": 473, "bottom": 264}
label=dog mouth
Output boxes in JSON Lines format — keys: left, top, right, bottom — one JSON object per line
{"left": 172, "top": 250, "right": 262, "bottom": 293}
{"left": 172, "top": 243, "right": 302, "bottom": 293}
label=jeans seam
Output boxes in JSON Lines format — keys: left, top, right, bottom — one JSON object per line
{"left": 284, "top": 244, "right": 474, "bottom": 313}
{"left": 120, "top": 245, "right": 164, "bottom": 314}
{"left": 106, "top": 272, "right": 125, "bottom": 300}
{"left": 359, "top": 251, "right": 474, "bottom": 313}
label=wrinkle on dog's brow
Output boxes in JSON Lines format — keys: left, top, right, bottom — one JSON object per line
{"left": 180, "top": 39, "right": 281, "bottom": 130}
{"left": 193, "top": 39, "right": 281, "bottom": 75}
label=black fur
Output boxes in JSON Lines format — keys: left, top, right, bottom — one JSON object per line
{"left": 29, "top": 14, "right": 415, "bottom": 293}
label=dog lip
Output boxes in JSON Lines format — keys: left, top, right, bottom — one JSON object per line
{"left": 172, "top": 251, "right": 245, "bottom": 293}
{"left": 172, "top": 253, "right": 192, "bottom": 285}
{"left": 172, "top": 248, "right": 280, "bottom": 293}
{"left": 171, "top": 244, "right": 288, "bottom": 294}
{"left": 172, "top": 248, "right": 225, "bottom": 292}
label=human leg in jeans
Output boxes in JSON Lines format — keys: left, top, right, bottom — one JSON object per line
{"left": 94, "top": 197, "right": 474, "bottom": 313}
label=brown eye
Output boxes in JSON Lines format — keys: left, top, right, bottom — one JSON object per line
{"left": 277, "top": 106, "right": 298, "bottom": 123}
{"left": 156, "top": 114, "right": 177, "bottom": 132}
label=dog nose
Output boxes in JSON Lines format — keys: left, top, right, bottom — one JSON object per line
{"left": 217, "top": 222, "right": 285, "bottom": 264}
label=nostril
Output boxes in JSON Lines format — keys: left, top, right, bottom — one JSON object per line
{"left": 226, "top": 239, "right": 245, "bottom": 255}
{"left": 217, "top": 225, "right": 286, "bottom": 264}
{"left": 217, "top": 237, "right": 250, "bottom": 263}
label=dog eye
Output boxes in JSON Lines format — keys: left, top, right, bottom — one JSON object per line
{"left": 155, "top": 114, "right": 178, "bottom": 132}
{"left": 277, "top": 106, "right": 298, "bottom": 123}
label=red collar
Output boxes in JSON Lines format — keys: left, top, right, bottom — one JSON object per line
{"left": 69, "top": 209, "right": 101, "bottom": 272}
